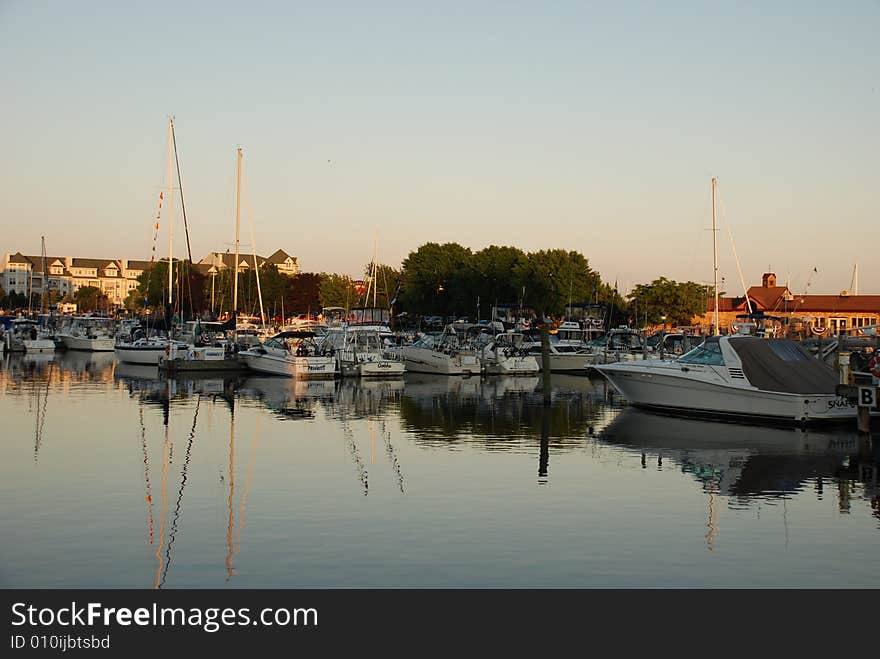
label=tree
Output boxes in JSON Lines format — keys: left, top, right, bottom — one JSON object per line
{"left": 289, "top": 273, "right": 322, "bottom": 314}
{"left": 360, "top": 262, "right": 402, "bottom": 308}
{"left": 319, "top": 273, "right": 360, "bottom": 310}
{"left": 515, "top": 249, "right": 603, "bottom": 318}
{"left": 399, "top": 242, "right": 473, "bottom": 316}
{"left": 74, "top": 286, "right": 109, "bottom": 312}
{"left": 627, "top": 278, "right": 706, "bottom": 328}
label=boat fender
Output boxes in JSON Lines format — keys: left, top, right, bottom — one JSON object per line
{"left": 870, "top": 355, "right": 880, "bottom": 379}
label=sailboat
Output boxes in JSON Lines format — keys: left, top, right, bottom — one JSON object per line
{"left": 5, "top": 238, "right": 56, "bottom": 353}
{"left": 116, "top": 118, "right": 187, "bottom": 365}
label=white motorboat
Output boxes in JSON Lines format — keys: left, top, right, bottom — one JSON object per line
{"left": 523, "top": 338, "right": 592, "bottom": 373}
{"left": 115, "top": 335, "right": 186, "bottom": 365}
{"left": 400, "top": 326, "right": 481, "bottom": 376}
{"left": 239, "top": 331, "right": 337, "bottom": 379}
{"left": 58, "top": 316, "right": 116, "bottom": 351}
{"left": 586, "top": 327, "right": 647, "bottom": 365}
{"left": 594, "top": 335, "right": 869, "bottom": 425}
{"left": 478, "top": 332, "right": 540, "bottom": 375}
{"left": 3, "top": 319, "right": 55, "bottom": 353}
{"left": 320, "top": 327, "right": 405, "bottom": 378}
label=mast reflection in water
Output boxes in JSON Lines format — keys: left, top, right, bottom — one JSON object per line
{"left": 0, "top": 352, "right": 876, "bottom": 588}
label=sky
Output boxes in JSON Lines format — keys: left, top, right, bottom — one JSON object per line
{"left": 2, "top": 1, "right": 877, "bottom": 296}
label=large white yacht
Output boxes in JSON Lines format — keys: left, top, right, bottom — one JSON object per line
{"left": 320, "top": 327, "right": 405, "bottom": 378}
{"left": 594, "top": 335, "right": 867, "bottom": 424}
{"left": 478, "top": 332, "right": 540, "bottom": 375}
{"left": 239, "top": 331, "right": 337, "bottom": 379}
{"left": 400, "top": 326, "right": 481, "bottom": 375}
{"left": 3, "top": 319, "right": 55, "bottom": 353}
{"left": 58, "top": 316, "right": 116, "bottom": 351}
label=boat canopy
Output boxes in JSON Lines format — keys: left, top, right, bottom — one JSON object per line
{"left": 273, "top": 330, "right": 316, "bottom": 340}
{"left": 728, "top": 337, "right": 838, "bottom": 394}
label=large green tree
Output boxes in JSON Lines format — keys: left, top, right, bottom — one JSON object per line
{"left": 74, "top": 286, "right": 109, "bottom": 312}
{"left": 627, "top": 277, "right": 706, "bottom": 327}
{"left": 515, "top": 249, "right": 603, "bottom": 318}
{"left": 399, "top": 242, "right": 473, "bottom": 316}
{"left": 319, "top": 273, "right": 360, "bottom": 310}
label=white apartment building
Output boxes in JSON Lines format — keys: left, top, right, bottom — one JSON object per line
{"left": 197, "top": 248, "right": 299, "bottom": 277}
{"left": 2, "top": 253, "right": 153, "bottom": 306}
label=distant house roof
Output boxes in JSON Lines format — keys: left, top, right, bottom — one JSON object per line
{"left": 15, "top": 254, "right": 69, "bottom": 274}
{"left": 706, "top": 297, "right": 743, "bottom": 312}
{"left": 746, "top": 285, "right": 790, "bottom": 311}
{"left": 788, "top": 295, "right": 880, "bottom": 314}
{"left": 200, "top": 250, "right": 297, "bottom": 271}
{"left": 194, "top": 263, "right": 216, "bottom": 275}
{"left": 8, "top": 252, "right": 32, "bottom": 265}
{"left": 266, "top": 249, "right": 295, "bottom": 264}
{"left": 71, "top": 257, "right": 116, "bottom": 269}
{"left": 126, "top": 260, "right": 153, "bottom": 271}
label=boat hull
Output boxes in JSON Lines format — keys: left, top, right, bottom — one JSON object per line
{"left": 60, "top": 335, "right": 115, "bottom": 352}
{"left": 115, "top": 344, "right": 169, "bottom": 365}
{"left": 483, "top": 355, "right": 540, "bottom": 375}
{"left": 23, "top": 339, "right": 56, "bottom": 353}
{"left": 241, "top": 351, "right": 337, "bottom": 379}
{"left": 401, "top": 347, "right": 480, "bottom": 376}
{"left": 596, "top": 364, "right": 862, "bottom": 424}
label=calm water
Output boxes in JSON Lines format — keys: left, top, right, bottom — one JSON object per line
{"left": 1, "top": 351, "right": 877, "bottom": 588}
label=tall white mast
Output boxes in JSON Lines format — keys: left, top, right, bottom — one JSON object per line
{"left": 41, "top": 236, "right": 47, "bottom": 314}
{"left": 232, "top": 147, "right": 242, "bottom": 337}
{"left": 372, "top": 236, "right": 378, "bottom": 308}
{"left": 712, "top": 177, "right": 719, "bottom": 336}
{"left": 167, "top": 117, "right": 175, "bottom": 306}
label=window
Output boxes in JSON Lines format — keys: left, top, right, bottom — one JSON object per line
{"left": 678, "top": 341, "right": 725, "bottom": 366}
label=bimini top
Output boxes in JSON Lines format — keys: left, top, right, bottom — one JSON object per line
{"left": 727, "top": 337, "right": 838, "bottom": 394}
{"left": 272, "top": 330, "right": 315, "bottom": 340}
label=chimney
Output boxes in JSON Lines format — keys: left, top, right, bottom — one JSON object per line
{"left": 121, "top": 258, "right": 128, "bottom": 271}
{"left": 65, "top": 256, "right": 72, "bottom": 269}
{"left": 761, "top": 273, "right": 776, "bottom": 288}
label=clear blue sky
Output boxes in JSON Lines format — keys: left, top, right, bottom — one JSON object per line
{"left": 2, "top": 1, "right": 877, "bottom": 295}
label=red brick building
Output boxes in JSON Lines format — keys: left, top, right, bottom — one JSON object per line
{"left": 695, "top": 273, "right": 880, "bottom": 336}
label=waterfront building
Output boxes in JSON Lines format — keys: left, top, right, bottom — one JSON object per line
{"left": 695, "top": 272, "right": 880, "bottom": 335}
{"left": 197, "top": 249, "right": 299, "bottom": 277}
{"left": 2, "top": 253, "right": 152, "bottom": 307}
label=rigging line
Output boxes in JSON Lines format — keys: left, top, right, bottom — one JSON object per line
{"left": 171, "top": 120, "right": 197, "bottom": 326}
{"left": 243, "top": 167, "right": 266, "bottom": 329}
{"left": 716, "top": 186, "right": 753, "bottom": 314}
{"left": 160, "top": 393, "right": 202, "bottom": 589}
{"left": 383, "top": 428, "right": 405, "bottom": 494}
{"left": 234, "top": 414, "right": 262, "bottom": 559}
{"left": 153, "top": 414, "right": 170, "bottom": 590}
{"left": 34, "top": 362, "right": 53, "bottom": 462}
{"left": 342, "top": 418, "right": 369, "bottom": 496}
{"left": 225, "top": 401, "right": 236, "bottom": 580}
{"left": 139, "top": 405, "right": 155, "bottom": 546}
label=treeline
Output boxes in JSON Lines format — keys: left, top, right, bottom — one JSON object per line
{"left": 121, "top": 248, "right": 711, "bottom": 328}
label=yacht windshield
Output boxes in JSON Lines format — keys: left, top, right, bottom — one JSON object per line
{"left": 678, "top": 340, "right": 724, "bottom": 365}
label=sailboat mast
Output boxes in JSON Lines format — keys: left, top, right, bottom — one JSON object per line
{"left": 41, "top": 236, "right": 47, "bottom": 314}
{"left": 372, "top": 237, "right": 378, "bottom": 308}
{"left": 232, "top": 147, "right": 242, "bottom": 337}
{"left": 167, "top": 117, "right": 175, "bottom": 307}
{"left": 712, "top": 177, "right": 719, "bottom": 336}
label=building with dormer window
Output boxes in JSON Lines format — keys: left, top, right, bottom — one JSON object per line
{"left": 2, "top": 253, "right": 153, "bottom": 307}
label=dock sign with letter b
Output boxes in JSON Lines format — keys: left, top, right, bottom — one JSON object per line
{"left": 857, "top": 386, "right": 878, "bottom": 408}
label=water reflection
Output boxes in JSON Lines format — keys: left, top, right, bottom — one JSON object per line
{"left": 397, "top": 373, "right": 613, "bottom": 452}
{"left": 1, "top": 354, "right": 878, "bottom": 588}
{"left": 594, "top": 408, "right": 880, "bottom": 537}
